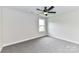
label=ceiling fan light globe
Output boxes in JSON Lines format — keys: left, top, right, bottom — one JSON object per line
{"left": 44, "top": 12, "right": 48, "bottom": 15}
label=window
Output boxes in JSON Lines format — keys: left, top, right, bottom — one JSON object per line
{"left": 39, "top": 18, "right": 45, "bottom": 32}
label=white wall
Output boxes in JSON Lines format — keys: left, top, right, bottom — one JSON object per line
{"left": 0, "top": 7, "right": 3, "bottom": 51}
{"left": 48, "top": 8, "right": 79, "bottom": 44}
{"left": 3, "top": 7, "right": 47, "bottom": 46}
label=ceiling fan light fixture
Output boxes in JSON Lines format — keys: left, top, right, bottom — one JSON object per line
{"left": 37, "top": 6, "right": 56, "bottom": 16}
{"left": 44, "top": 12, "right": 48, "bottom": 15}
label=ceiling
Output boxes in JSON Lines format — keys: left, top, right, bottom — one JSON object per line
{"left": 8, "top": 6, "right": 79, "bottom": 17}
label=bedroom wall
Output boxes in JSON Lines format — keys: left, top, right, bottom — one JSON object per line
{"left": 2, "top": 7, "right": 47, "bottom": 46}
{"left": 0, "top": 7, "right": 3, "bottom": 51}
{"left": 48, "top": 8, "right": 79, "bottom": 44}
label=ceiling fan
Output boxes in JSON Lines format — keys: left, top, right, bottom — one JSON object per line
{"left": 36, "top": 6, "right": 56, "bottom": 16}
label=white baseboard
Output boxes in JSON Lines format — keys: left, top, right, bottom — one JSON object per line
{"left": 3, "top": 34, "right": 47, "bottom": 47}
{"left": 49, "top": 34, "right": 79, "bottom": 45}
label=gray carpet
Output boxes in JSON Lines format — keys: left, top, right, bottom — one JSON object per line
{"left": 1, "top": 36, "right": 79, "bottom": 53}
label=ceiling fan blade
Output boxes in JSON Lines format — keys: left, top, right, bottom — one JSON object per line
{"left": 47, "top": 6, "right": 54, "bottom": 11}
{"left": 37, "top": 9, "right": 42, "bottom": 11}
{"left": 48, "top": 11, "right": 56, "bottom": 13}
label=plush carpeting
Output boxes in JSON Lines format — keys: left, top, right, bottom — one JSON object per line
{"left": 1, "top": 36, "right": 79, "bottom": 53}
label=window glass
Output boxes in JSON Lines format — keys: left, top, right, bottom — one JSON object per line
{"left": 39, "top": 18, "right": 45, "bottom": 32}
